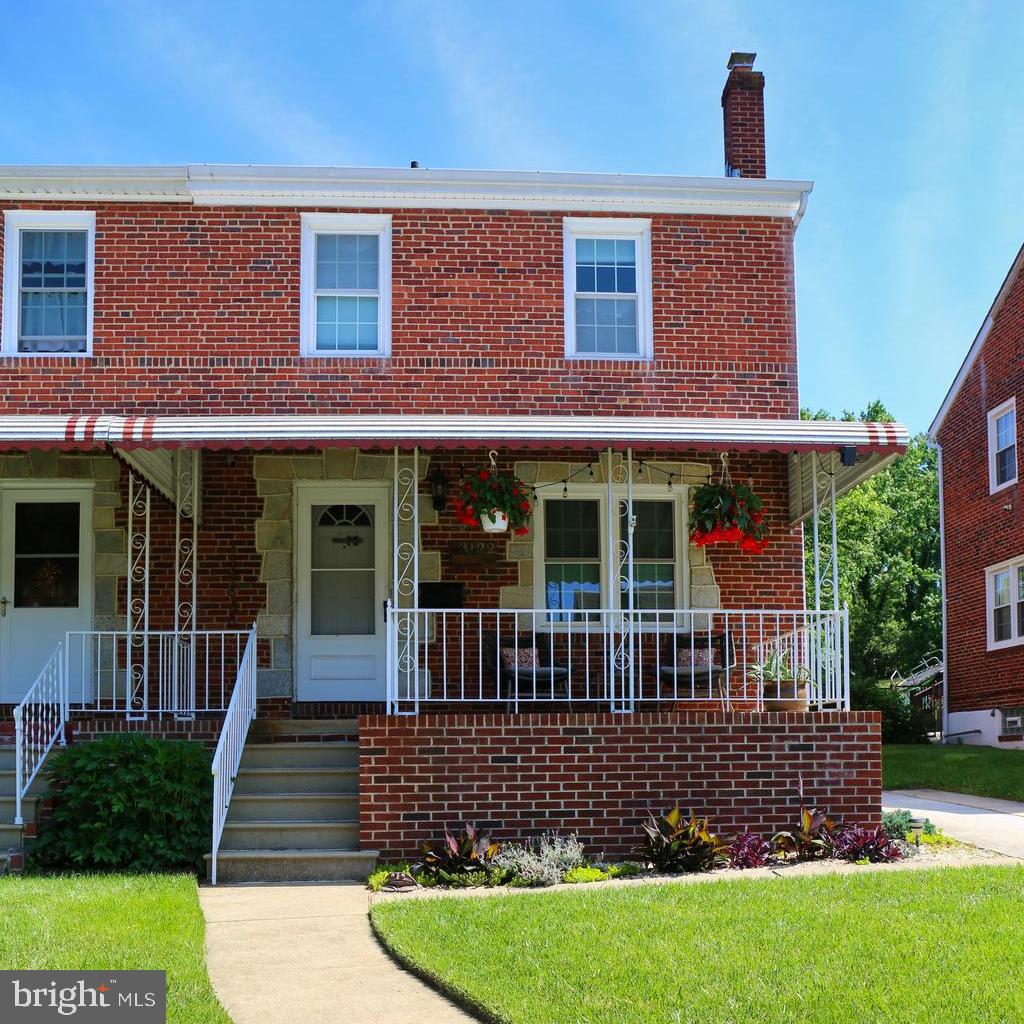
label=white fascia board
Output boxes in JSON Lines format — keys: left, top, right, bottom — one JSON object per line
{"left": 0, "top": 164, "right": 813, "bottom": 222}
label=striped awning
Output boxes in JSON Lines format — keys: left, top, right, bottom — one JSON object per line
{"left": 0, "top": 414, "right": 909, "bottom": 455}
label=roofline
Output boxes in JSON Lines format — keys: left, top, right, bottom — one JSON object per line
{"left": 0, "top": 164, "right": 813, "bottom": 221}
{"left": 929, "top": 242, "right": 1024, "bottom": 438}
{"left": 0, "top": 414, "right": 907, "bottom": 453}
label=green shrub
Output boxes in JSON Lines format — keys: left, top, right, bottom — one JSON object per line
{"left": 881, "top": 809, "right": 913, "bottom": 840}
{"left": 29, "top": 735, "right": 211, "bottom": 874}
{"left": 563, "top": 866, "right": 609, "bottom": 884}
{"left": 607, "top": 862, "right": 643, "bottom": 878}
{"left": 495, "top": 833, "right": 587, "bottom": 887}
{"left": 851, "top": 679, "right": 931, "bottom": 744}
{"left": 637, "top": 809, "right": 730, "bottom": 873}
{"left": 413, "top": 823, "right": 501, "bottom": 885}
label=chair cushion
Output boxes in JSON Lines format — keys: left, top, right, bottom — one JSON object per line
{"left": 501, "top": 646, "right": 539, "bottom": 670}
{"left": 675, "top": 646, "right": 721, "bottom": 668}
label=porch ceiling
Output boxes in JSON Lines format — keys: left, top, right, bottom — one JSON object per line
{"left": 0, "top": 413, "right": 908, "bottom": 456}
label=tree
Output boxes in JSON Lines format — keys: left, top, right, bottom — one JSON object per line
{"left": 801, "top": 402, "right": 941, "bottom": 680}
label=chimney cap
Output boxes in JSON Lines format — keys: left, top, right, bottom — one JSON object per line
{"left": 727, "top": 51, "right": 757, "bottom": 70}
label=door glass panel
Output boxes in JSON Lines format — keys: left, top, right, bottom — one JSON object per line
{"left": 13, "top": 502, "right": 80, "bottom": 608}
{"left": 310, "top": 504, "right": 375, "bottom": 635}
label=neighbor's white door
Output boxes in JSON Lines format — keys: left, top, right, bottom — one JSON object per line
{"left": 295, "top": 485, "right": 389, "bottom": 701}
{"left": 0, "top": 485, "right": 93, "bottom": 703}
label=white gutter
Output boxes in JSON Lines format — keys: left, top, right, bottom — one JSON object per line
{"left": 0, "top": 164, "right": 813, "bottom": 222}
{"left": 934, "top": 439, "right": 950, "bottom": 740}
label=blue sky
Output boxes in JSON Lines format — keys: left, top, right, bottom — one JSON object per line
{"left": 3, "top": 0, "right": 1022, "bottom": 433}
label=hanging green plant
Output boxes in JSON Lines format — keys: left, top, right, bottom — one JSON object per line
{"left": 689, "top": 461, "right": 769, "bottom": 554}
{"left": 451, "top": 454, "right": 532, "bottom": 536}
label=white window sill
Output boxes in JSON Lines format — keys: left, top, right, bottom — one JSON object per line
{"left": 1, "top": 349, "right": 93, "bottom": 358}
{"left": 990, "top": 477, "right": 1018, "bottom": 496}
{"left": 299, "top": 350, "right": 388, "bottom": 359}
{"left": 564, "top": 352, "right": 654, "bottom": 363}
{"left": 987, "top": 635, "right": 1024, "bottom": 652}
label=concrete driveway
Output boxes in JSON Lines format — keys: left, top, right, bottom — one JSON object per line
{"left": 883, "top": 789, "right": 1024, "bottom": 860}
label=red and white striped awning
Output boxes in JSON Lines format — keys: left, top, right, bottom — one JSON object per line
{"left": 0, "top": 414, "right": 909, "bottom": 454}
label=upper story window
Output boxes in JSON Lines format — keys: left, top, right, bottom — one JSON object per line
{"left": 987, "top": 556, "right": 1024, "bottom": 649}
{"left": 300, "top": 213, "right": 392, "bottom": 357}
{"left": 988, "top": 397, "right": 1017, "bottom": 493}
{"left": 2, "top": 210, "right": 95, "bottom": 356}
{"left": 563, "top": 217, "right": 652, "bottom": 360}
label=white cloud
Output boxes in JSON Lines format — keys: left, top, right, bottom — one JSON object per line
{"left": 107, "top": 1, "right": 356, "bottom": 164}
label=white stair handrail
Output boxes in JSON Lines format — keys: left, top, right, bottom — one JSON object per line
{"left": 210, "top": 623, "right": 258, "bottom": 885}
{"left": 13, "top": 644, "right": 68, "bottom": 826}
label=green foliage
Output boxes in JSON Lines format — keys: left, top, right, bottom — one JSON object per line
{"left": 802, "top": 403, "right": 941, "bottom": 681}
{"left": 689, "top": 481, "right": 768, "bottom": 553}
{"left": 852, "top": 679, "right": 932, "bottom": 743}
{"left": 367, "top": 862, "right": 422, "bottom": 892}
{"left": 563, "top": 866, "right": 609, "bottom": 884}
{"left": 772, "top": 806, "right": 838, "bottom": 861}
{"left": 881, "top": 809, "right": 914, "bottom": 840}
{"left": 414, "top": 823, "right": 501, "bottom": 885}
{"left": 884, "top": 743, "right": 1024, "bottom": 802}
{"left": 749, "top": 649, "right": 810, "bottom": 686}
{"left": 29, "top": 736, "right": 211, "bottom": 874}
{"left": 637, "top": 808, "right": 730, "bottom": 873}
{"left": 452, "top": 469, "right": 532, "bottom": 533}
{"left": 607, "top": 862, "right": 643, "bottom": 878}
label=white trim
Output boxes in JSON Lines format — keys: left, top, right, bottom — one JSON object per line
{"left": 988, "top": 397, "right": 1017, "bottom": 494}
{"left": 985, "top": 553, "right": 1024, "bottom": 651}
{"left": 531, "top": 485, "right": 690, "bottom": 615}
{"left": 0, "top": 165, "right": 813, "bottom": 222}
{"left": 299, "top": 213, "right": 392, "bottom": 358}
{"left": 2, "top": 210, "right": 95, "bottom": 358}
{"left": 563, "top": 218, "right": 653, "bottom": 361}
{"left": 935, "top": 441, "right": 950, "bottom": 738}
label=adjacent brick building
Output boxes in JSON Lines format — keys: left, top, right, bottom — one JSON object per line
{"left": 931, "top": 245, "right": 1024, "bottom": 746}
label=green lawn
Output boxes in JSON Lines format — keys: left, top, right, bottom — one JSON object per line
{"left": 0, "top": 874, "right": 229, "bottom": 1024}
{"left": 884, "top": 742, "right": 1024, "bottom": 801}
{"left": 372, "top": 866, "right": 1024, "bottom": 1024}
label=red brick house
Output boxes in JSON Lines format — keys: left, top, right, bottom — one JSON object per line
{"left": 0, "top": 54, "right": 904, "bottom": 880}
{"left": 931, "top": 244, "right": 1024, "bottom": 747}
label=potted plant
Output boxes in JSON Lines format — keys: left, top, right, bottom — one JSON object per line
{"left": 451, "top": 466, "right": 532, "bottom": 536}
{"left": 689, "top": 480, "right": 768, "bottom": 553}
{"left": 749, "top": 649, "right": 810, "bottom": 710}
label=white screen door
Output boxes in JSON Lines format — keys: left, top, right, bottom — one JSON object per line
{"left": 296, "top": 485, "right": 389, "bottom": 701}
{"left": 0, "top": 486, "right": 93, "bottom": 703}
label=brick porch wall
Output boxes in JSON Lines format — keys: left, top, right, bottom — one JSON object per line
{"left": 358, "top": 711, "right": 881, "bottom": 860}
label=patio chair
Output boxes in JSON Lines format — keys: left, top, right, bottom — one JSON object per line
{"left": 656, "top": 631, "right": 735, "bottom": 696}
{"left": 482, "top": 630, "right": 570, "bottom": 704}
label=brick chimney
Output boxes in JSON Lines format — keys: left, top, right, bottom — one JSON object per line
{"left": 721, "top": 51, "right": 766, "bottom": 178}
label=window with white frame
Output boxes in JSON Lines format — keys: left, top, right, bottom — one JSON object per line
{"left": 563, "top": 218, "right": 652, "bottom": 359}
{"left": 300, "top": 213, "right": 392, "bottom": 356}
{"left": 2, "top": 210, "right": 95, "bottom": 355}
{"left": 989, "top": 398, "right": 1017, "bottom": 492}
{"left": 538, "top": 491, "right": 685, "bottom": 620}
{"left": 987, "top": 557, "right": 1024, "bottom": 649}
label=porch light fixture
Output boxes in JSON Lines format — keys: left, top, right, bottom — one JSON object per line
{"left": 840, "top": 445, "right": 857, "bottom": 467}
{"left": 430, "top": 468, "right": 449, "bottom": 512}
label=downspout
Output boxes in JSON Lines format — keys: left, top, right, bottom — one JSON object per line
{"left": 931, "top": 438, "right": 950, "bottom": 741}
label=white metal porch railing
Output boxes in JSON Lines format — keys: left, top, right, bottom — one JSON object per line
{"left": 210, "top": 624, "right": 257, "bottom": 886}
{"left": 386, "top": 607, "right": 849, "bottom": 714}
{"left": 13, "top": 644, "right": 68, "bottom": 825}
{"left": 65, "top": 629, "right": 251, "bottom": 718}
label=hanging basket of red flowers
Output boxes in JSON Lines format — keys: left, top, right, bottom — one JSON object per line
{"left": 451, "top": 457, "right": 533, "bottom": 536}
{"left": 690, "top": 478, "right": 769, "bottom": 554}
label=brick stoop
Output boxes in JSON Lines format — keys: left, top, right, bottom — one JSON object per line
{"left": 205, "top": 719, "right": 379, "bottom": 883}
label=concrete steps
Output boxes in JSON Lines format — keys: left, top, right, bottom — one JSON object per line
{"left": 205, "top": 719, "right": 378, "bottom": 883}
{"left": 0, "top": 744, "right": 30, "bottom": 869}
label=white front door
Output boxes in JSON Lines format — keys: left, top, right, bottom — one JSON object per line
{"left": 0, "top": 485, "right": 93, "bottom": 703}
{"left": 295, "top": 485, "right": 389, "bottom": 701}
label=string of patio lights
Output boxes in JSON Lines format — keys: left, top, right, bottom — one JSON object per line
{"left": 526, "top": 456, "right": 681, "bottom": 502}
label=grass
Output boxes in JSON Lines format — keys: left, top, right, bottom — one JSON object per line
{"left": 372, "top": 865, "right": 1024, "bottom": 1024}
{"left": 885, "top": 743, "right": 1024, "bottom": 801}
{"left": 0, "top": 874, "right": 229, "bottom": 1024}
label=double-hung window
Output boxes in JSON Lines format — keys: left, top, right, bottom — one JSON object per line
{"left": 539, "top": 492, "right": 684, "bottom": 621}
{"left": 563, "top": 218, "right": 652, "bottom": 359}
{"left": 987, "top": 557, "right": 1024, "bottom": 649}
{"left": 2, "top": 210, "right": 95, "bottom": 355}
{"left": 300, "top": 213, "right": 392, "bottom": 356}
{"left": 989, "top": 398, "right": 1017, "bottom": 492}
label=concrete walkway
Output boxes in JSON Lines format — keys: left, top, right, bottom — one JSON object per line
{"left": 199, "top": 883, "right": 475, "bottom": 1024}
{"left": 883, "top": 788, "right": 1024, "bottom": 860}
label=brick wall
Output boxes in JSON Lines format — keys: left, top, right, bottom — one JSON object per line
{"left": 938, "top": 261, "right": 1024, "bottom": 714}
{"left": 0, "top": 204, "right": 797, "bottom": 419}
{"left": 358, "top": 711, "right": 881, "bottom": 859}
